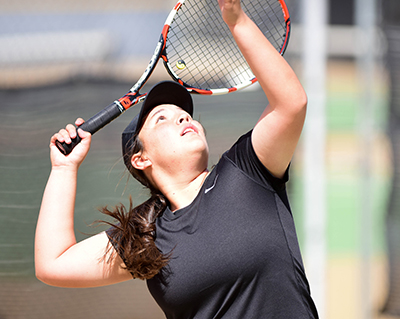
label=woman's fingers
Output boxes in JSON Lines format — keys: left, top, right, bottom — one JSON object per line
{"left": 75, "top": 117, "right": 85, "bottom": 127}
{"left": 52, "top": 118, "right": 85, "bottom": 145}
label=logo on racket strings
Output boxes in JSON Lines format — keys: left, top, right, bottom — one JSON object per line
{"left": 176, "top": 59, "right": 186, "bottom": 70}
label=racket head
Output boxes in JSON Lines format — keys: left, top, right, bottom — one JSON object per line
{"left": 162, "top": 0, "right": 291, "bottom": 95}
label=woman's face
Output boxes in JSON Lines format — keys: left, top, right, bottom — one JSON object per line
{"left": 137, "top": 104, "right": 209, "bottom": 175}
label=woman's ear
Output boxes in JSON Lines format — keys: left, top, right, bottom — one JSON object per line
{"left": 131, "top": 153, "right": 152, "bottom": 171}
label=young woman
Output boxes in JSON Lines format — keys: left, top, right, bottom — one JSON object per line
{"left": 35, "top": 0, "right": 319, "bottom": 317}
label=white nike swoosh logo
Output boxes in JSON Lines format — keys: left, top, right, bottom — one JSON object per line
{"left": 205, "top": 174, "right": 219, "bottom": 194}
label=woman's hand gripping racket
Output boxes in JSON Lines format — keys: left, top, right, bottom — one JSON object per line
{"left": 56, "top": 0, "right": 291, "bottom": 155}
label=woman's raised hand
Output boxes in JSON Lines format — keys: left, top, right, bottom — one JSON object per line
{"left": 49, "top": 118, "right": 91, "bottom": 169}
{"left": 218, "top": 0, "right": 245, "bottom": 27}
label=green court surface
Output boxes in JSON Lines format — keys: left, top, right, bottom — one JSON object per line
{"left": 287, "top": 59, "right": 390, "bottom": 257}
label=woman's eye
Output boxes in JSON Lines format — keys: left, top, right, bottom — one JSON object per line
{"left": 156, "top": 115, "right": 166, "bottom": 123}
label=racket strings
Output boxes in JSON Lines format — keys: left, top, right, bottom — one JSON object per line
{"left": 247, "top": 1, "right": 288, "bottom": 53}
{"left": 186, "top": 3, "right": 243, "bottom": 87}
{"left": 165, "top": 0, "right": 288, "bottom": 90}
{"left": 167, "top": 2, "right": 250, "bottom": 89}
{"left": 168, "top": 15, "right": 241, "bottom": 88}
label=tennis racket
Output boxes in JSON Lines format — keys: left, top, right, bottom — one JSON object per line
{"left": 56, "top": 0, "right": 291, "bottom": 155}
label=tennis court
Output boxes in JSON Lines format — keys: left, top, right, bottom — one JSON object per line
{"left": 0, "top": 58, "right": 392, "bottom": 318}
{"left": 0, "top": 0, "right": 395, "bottom": 316}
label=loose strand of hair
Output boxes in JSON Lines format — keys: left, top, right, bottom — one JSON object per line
{"left": 99, "top": 194, "right": 170, "bottom": 280}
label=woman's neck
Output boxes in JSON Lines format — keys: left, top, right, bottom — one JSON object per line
{"left": 161, "top": 169, "right": 209, "bottom": 212}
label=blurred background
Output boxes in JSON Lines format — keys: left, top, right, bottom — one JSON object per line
{"left": 0, "top": 0, "right": 399, "bottom": 318}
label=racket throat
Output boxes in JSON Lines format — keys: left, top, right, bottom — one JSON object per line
{"left": 130, "top": 37, "right": 165, "bottom": 94}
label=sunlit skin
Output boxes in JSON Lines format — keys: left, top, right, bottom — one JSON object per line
{"left": 132, "top": 104, "right": 210, "bottom": 212}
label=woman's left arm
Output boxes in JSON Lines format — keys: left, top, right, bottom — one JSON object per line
{"left": 219, "top": 0, "right": 307, "bottom": 178}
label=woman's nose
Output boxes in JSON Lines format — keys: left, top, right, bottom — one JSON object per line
{"left": 177, "top": 112, "right": 190, "bottom": 124}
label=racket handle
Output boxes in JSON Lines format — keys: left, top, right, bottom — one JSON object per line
{"left": 55, "top": 101, "right": 124, "bottom": 155}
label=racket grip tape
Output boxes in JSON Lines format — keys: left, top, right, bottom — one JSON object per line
{"left": 55, "top": 101, "right": 124, "bottom": 155}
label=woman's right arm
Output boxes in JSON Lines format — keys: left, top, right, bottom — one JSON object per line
{"left": 35, "top": 119, "right": 132, "bottom": 288}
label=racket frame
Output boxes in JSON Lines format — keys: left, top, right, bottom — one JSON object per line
{"left": 162, "top": 0, "right": 291, "bottom": 95}
{"left": 55, "top": 0, "right": 291, "bottom": 155}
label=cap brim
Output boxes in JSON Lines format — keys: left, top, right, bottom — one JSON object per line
{"left": 140, "top": 81, "right": 193, "bottom": 125}
{"left": 122, "top": 81, "right": 193, "bottom": 170}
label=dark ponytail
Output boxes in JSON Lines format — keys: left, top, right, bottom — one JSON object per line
{"left": 102, "top": 135, "right": 170, "bottom": 280}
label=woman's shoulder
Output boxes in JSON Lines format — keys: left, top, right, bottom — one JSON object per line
{"left": 223, "top": 130, "right": 289, "bottom": 192}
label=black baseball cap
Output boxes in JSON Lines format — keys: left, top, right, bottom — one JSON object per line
{"left": 122, "top": 81, "right": 193, "bottom": 170}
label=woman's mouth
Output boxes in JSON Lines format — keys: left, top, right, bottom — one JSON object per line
{"left": 181, "top": 124, "right": 198, "bottom": 136}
